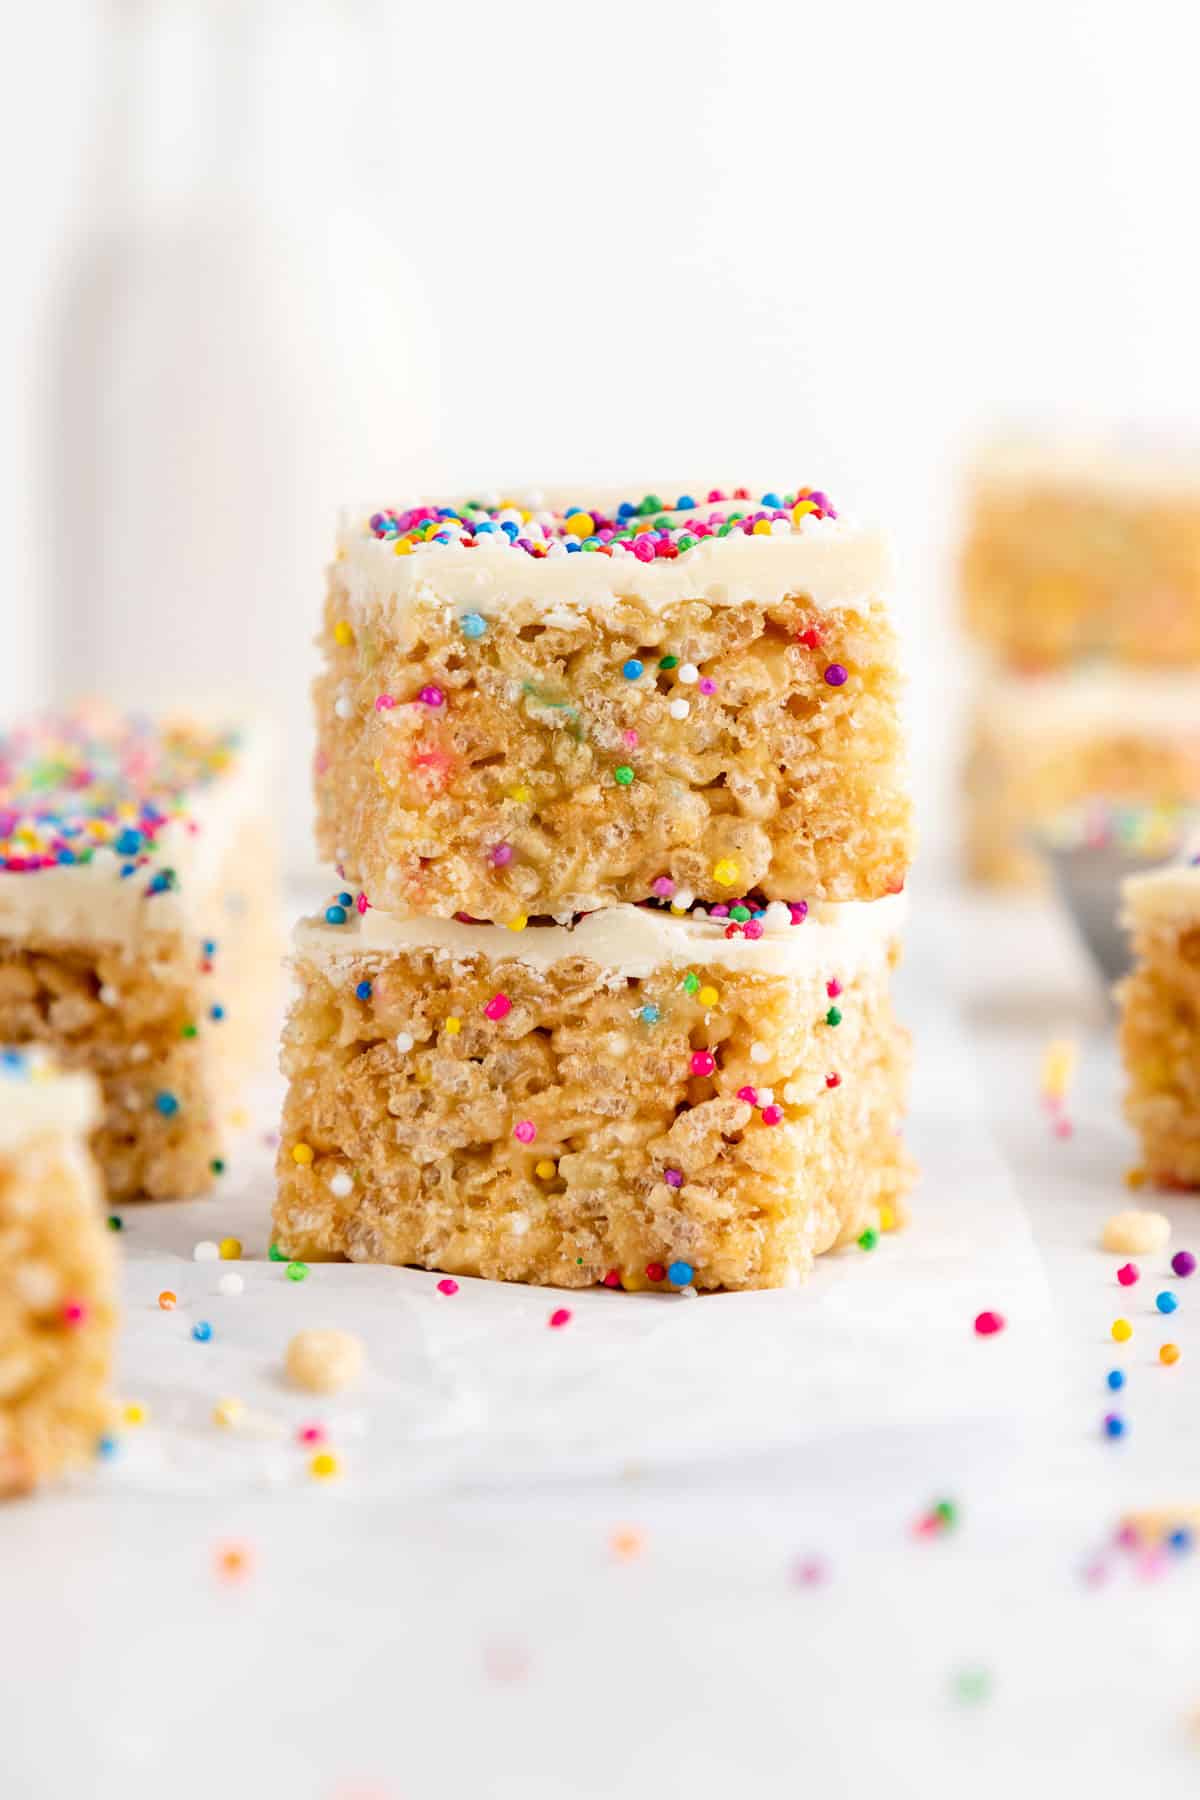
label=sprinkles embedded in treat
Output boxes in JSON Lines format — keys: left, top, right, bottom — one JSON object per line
{"left": 0, "top": 708, "right": 242, "bottom": 876}
{"left": 365, "top": 487, "right": 838, "bottom": 563}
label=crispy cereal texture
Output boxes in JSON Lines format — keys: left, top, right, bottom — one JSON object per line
{"left": 962, "top": 483, "right": 1200, "bottom": 668}
{"left": 963, "top": 707, "right": 1200, "bottom": 888}
{"left": 274, "top": 935, "right": 913, "bottom": 1292}
{"left": 0, "top": 817, "right": 278, "bottom": 1200}
{"left": 0, "top": 1130, "right": 115, "bottom": 1494}
{"left": 1121, "top": 909, "right": 1200, "bottom": 1186}
{"left": 314, "top": 578, "right": 912, "bottom": 921}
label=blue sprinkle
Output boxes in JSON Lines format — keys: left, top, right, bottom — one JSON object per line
{"left": 1156, "top": 1291, "right": 1179, "bottom": 1314}
{"left": 474, "top": 521, "right": 496, "bottom": 534}
{"left": 500, "top": 520, "right": 519, "bottom": 538}
{"left": 192, "top": 1321, "right": 213, "bottom": 1343}
{"left": 460, "top": 612, "right": 488, "bottom": 639}
{"left": 1106, "top": 1369, "right": 1125, "bottom": 1391}
{"left": 1170, "top": 1527, "right": 1193, "bottom": 1552}
{"left": 761, "top": 491, "right": 782, "bottom": 508}
{"left": 114, "top": 827, "right": 144, "bottom": 856}
{"left": 325, "top": 905, "right": 348, "bottom": 925}
{"left": 355, "top": 980, "right": 373, "bottom": 1002}
{"left": 622, "top": 659, "right": 644, "bottom": 681}
{"left": 55, "top": 848, "right": 76, "bottom": 865}
{"left": 618, "top": 501, "right": 636, "bottom": 519}
{"left": 154, "top": 1091, "right": 180, "bottom": 1117}
{"left": 337, "top": 892, "right": 353, "bottom": 907}
{"left": 96, "top": 1435, "right": 119, "bottom": 1460}
{"left": 203, "top": 939, "right": 217, "bottom": 956}
{"left": 120, "top": 864, "right": 136, "bottom": 880}
{"left": 565, "top": 542, "right": 581, "bottom": 552}
{"left": 667, "top": 1260, "right": 694, "bottom": 1287}
{"left": 1103, "top": 1414, "right": 1126, "bottom": 1439}
{"left": 676, "top": 494, "right": 695, "bottom": 510}
{"left": 209, "top": 1004, "right": 225, "bottom": 1022}
{"left": 639, "top": 1004, "right": 661, "bottom": 1025}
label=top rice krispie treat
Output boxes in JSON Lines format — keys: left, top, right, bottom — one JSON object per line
{"left": 962, "top": 438, "right": 1200, "bottom": 669}
{"left": 315, "top": 486, "right": 912, "bottom": 924}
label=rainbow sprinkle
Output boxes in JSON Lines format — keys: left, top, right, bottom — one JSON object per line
{"left": 367, "top": 487, "right": 837, "bottom": 562}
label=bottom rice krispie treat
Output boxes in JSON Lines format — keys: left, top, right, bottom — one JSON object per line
{"left": 274, "top": 893, "right": 913, "bottom": 1292}
{"left": 1121, "top": 860, "right": 1200, "bottom": 1186}
{"left": 0, "top": 1048, "right": 116, "bottom": 1495}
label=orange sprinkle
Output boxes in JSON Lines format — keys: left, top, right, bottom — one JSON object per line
{"left": 158, "top": 1290, "right": 177, "bottom": 1311}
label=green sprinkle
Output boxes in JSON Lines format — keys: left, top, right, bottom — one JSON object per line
{"left": 858, "top": 1227, "right": 879, "bottom": 1251}
{"left": 268, "top": 1242, "right": 287, "bottom": 1262}
{"left": 717, "top": 523, "right": 734, "bottom": 537}
{"left": 613, "top": 765, "right": 635, "bottom": 786}
{"left": 682, "top": 972, "right": 701, "bottom": 995}
{"left": 210, "top": 1158, "right": 226, "bottom": 1176}
{"left": 934, "top": 1499, "right": 958, "bottom": 1529}
{"left": 181, "top": 1021, "right": 198, "bottom": 1039}
{"left": 677, "top": 534, "right": 695, "bottom": 551}
{"left": 729, "top": 905, "right": 751, "bottom": 923}
{"left": 286, "top": 1261, "right": 309, "bottom": 1282}
{"left": 658, "top": 655, "right": 679, "bottom": 670}
{"left": 951, "top": 1668, "right": 991, "bottom": 1705}
{"left": 825, "top": 1006, "right": 842, "bottom": 1027}
{"left": 107, "top": 1215, "right": 123, "bottom": 1232}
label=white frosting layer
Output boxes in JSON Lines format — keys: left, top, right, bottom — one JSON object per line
{"left": 0, "top": 1056, "right": 99, "bottom": 1152}
{"left": 1123, "top": 861, "right": 1200, "bottom": 924}
{"left": 973, "top": 665, "right": 1200, "bottom": 741}
{"left": 0, "top": 724, "right": 271, "bottom": 954}
{"left": 336, "top": 502, "right": 892, "bottom": 620}
{"left": 294, "top": 894, "right": 906, "bottom": 981}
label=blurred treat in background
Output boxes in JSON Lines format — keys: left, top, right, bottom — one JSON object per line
{"left": 960, "top": 437, "right": 1200, "bottom": 890}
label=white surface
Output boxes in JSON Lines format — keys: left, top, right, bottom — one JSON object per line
{"left": 8, "top": 886, "right": 1200, "bottom": 1796}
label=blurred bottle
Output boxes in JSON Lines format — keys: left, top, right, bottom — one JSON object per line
{"left": 42, "top": 0, "right": 439, "bottom": 872}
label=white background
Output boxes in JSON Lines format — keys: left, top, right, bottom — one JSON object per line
{"left": 3, "top": 0, "right": 1200, "bottom": 867}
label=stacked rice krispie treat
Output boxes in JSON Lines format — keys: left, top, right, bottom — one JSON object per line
{"left": 278, "top": 487, "right": 916, "bottom": 1292}
{"left": 0, "top": 1047, "right": 115, "bottom": 1494}
{"left": 1120, "top": 857, "right": 1200, "bottom": 1187}
{"left": 0, "top": 706, "right": 278, "bottom": 1199}
{"left": 960, "top": 440, "right": 1200, "bottom": 886}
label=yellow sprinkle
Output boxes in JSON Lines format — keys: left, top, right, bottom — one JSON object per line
{"left": 229, "top": 1108, "right": 248, "bottom": 1129}
{"left": 1040, "top": 1036, "right": 1077, "bottom": 1102}
{"left": 1125, "top": 1167, "right": 1147, "bottom": 1190}
{"left": 393, "top": 538, "right": 414, "bottom": 555}
{"left": 1161, "top": 1343, "right": 1181, "bottom": 1365}
{"left": 566, "top": 511, "right": 594, "bottom": 539}
{"left": 213, "top": 1397, "right": 246, "bottom": 1429}
{"left": 1112, "top": 1318, "right": 1133, "bottom": 1342}
{"left": 310, "top": 1450, "right": 341, "bottom": 1480}
{"left": 535, "top": 1160, "right": 557, "bottom": 1179}
{"left": 698, "top": 985, "right": 720, "bottom": 1007}
{"left": 292, "top": 1143, "right": 314, "bottom": 1166}
{"left": 219, "top": 1237, "right": 242, "bottom": 1261}
{"left": 506, "top": 915, "right": 528, "bottom": 932}
{"left": 879, "top": 1203, "right": 897, "bottom": 1232}
{"left": 752, "top": 518, "right": 772, "bottom": 535}
{"left": 712, "top": 859, "right": 740, "bottom": 887}
{"left": 445, "top": 1017, "right": 462, "bottom": 1036}
{"left": 792, "top": 500, "right": 816, "bottom": 521}
{"left": 121, "top": 1402, "right": 148, "bottom": 1427}
{"left": 508, "top": 784, "right": 533, "bottom": 804}
{"left": 333, "top": 619, "right": 354, "bottom": 648}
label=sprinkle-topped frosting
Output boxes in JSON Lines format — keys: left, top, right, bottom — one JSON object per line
{"left": 0, "top": 707, "right": 265, "bottom": 951}
{"left": 0, "top": 1045, "right": 99, "bottom": 1151}
{"left": 368, "top": 486, "right": 837, "bottom": 561}
{"left": 337, "top": 487, "right": 890, "bottom": 618}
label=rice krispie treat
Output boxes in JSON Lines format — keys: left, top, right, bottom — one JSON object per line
{"left": 274, "top": 891, "right": 913, "bottom": 1292}
{"left": 962, "top": 438, "right": 1200, "bottom": 669}
{"left": 314, "top": 487, "right": 912, "bottom": 923}
{"left": 0, "top": 1047, "right": 115, "bottom": 1494}
{"left": 0, "top": 707, "right": 278, "bottom": 1200}
{"left": 964, "top": 668, "right": 1200, "bottom": 887}
{"left": 1120, "top": 860, "right": 1200, "bottom": 1185}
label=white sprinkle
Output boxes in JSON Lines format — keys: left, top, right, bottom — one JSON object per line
{"left": 678, "top": 1285, "right": 698, "bottom": 1300}
{"left": 668, "top": 699, "right": 690, "bottom": 721}
{"left": 334, "top": 696, "right": 353, "bottom": 720}
{"left": 507, "top": 1213, "right": 530, "bottom": 1237}
{"left": 395, "top": 1032, "right": 414, "bottom": 1054}
{"left": 782, "top": 1081, "right": 805, "bottom": 1105}
{"left": 218, "top": 1272, "right": 244, "bottom": 1298}
{"left": 98, "top": 984, "right": 120, "bottom": 1007}
{"left": 193, "top": 1241, "right": 219, "bottom": 1263}
{"left": 757, "top": 1087, "right": 774, "bottom": 1108}
{"left": 769, "top": 517, "right": 792, "bottom": 535}
{"left": 329, "top": 1170, "right": 354, "bottom": 1198}
{"left": 670, "top": 888, "right": 696, "bottom": 915}
{"left": 763, "top": 901, "right": 791, "bottom": 931}
{"left": 678, "top": 663, "right": 700, "bottom": 685}
{"left": 749, "top": 1042, "right": 770, "bottom": 1065}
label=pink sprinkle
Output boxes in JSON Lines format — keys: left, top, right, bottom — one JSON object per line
{"left": 1081, "top": 1556, "right": 1111, "bottom": 1587}
{"left": 974, "top": 1310, "right": 1006, "bottom": 1336}
{"left": 761, "top": 1104, "right": 784, "bottom": 1126}
{"left": 652, "top": 876, "right": 675, "bottom": 898}
{"left": 513, "top": 1120, "right": 536, "bottom": 1144}
{"left": 1053, "top": 1115, "right": 1073, "bottom": 1139}
{"left": 623, "top": 730, "right": 639, "bottom": 748}
{"left": 823, "top": 664, "right": 848, "bottom": 687}
{"left": 736, "top": 1085, "right": 758, "bottom": 1105}
{"left": 548, "top": 1308, "right": 572, "bottom": 1329}
{"left": 61, "top": 1300, "right": 88, "bottom": 1328}
{"left": 789, "top": 901, "right": 809, "bottom": 925}
{"left": 602, "top": 1269, "right": 621, "bottom": 1288}
{"left": 826, "top": 978, "right": 842, "bottom": 999}
{"left": 790, "top": 1556, "right": 828, "bottom": 1587}
{"left": 632, "top": 536, "right": 656, "bottom": 562}
{"left": 485, "top": 993, "right": 512, "bottom": 1021}
{"left": 743, "top": 920, "right": 764, "bottom": 939}
{"left": 690, "top": 1049, "right": 716, "bottom": 1077}
{"left": 1116, "top": 1522, "right": 1140, "bottom": 1549}
{"left": 356, "top": 891, "right": 371, "bottom": 914}
{"left": 664, "top": 1168, "right": 684, "bottom": 1189}
{"left": 374, "top": 693, "right": 396, "bottom": 711}
{"left": 1138, "top": 1546, "right": 1169, "bottom": 1582}
{"left": 1117, "top": 1262, "right": 1139, "bottom": 1287}
{"left": 297, "top": 1423, "right": 326, "bottom": 1446}
{"left": 436, "top": 1278, "right": 459, "bottom": 1296}
{"left": 418, "top": 685, "right": 444, "bottom": 707}
{"left": 698, "top": 678, "right": 717, "bottom": 696}
{"left": 489, "top": 842, "right": 513, "bottom": 867}
{"left": 314, "top": 749, "right": 330, "bottom": 776}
